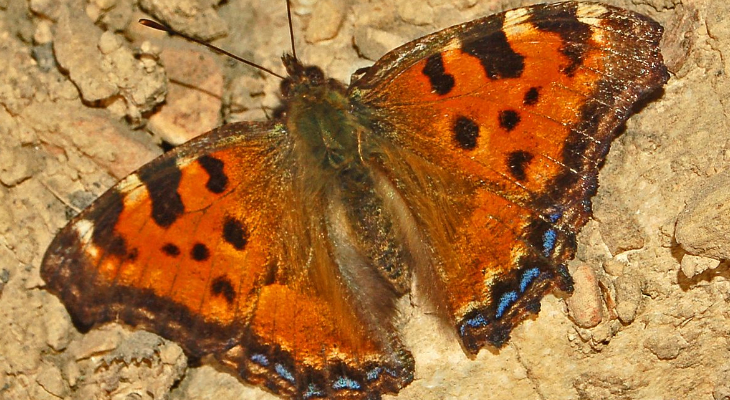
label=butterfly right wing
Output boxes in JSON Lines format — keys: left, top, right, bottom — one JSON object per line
{"left": 350, "top": 2, "right": 667, "bottom": 352}
{"left": 41, "top": 120, "right": 413, "bottom": 399}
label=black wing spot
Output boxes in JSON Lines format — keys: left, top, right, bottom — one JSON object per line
{"left": 453, "top": 116, "right": 480, "bottom": 150}
{"left": 461, "top": 24, "right": 525, "bottom": 80}
{"left": 211, "top": 275, "right": 236, "bottom": 304}
{"left": 139, "top": 159, "right": 185, "bottom": 228}
{"left": 191, "top": 243, "right": 210, "bottom": 261}
{"left": 127, "top": 248, "right": 139, "bottom": 261}
{"left": 262, "top": 262, "right": 280, "bottom": 286}
{"left": 198, "top": 155, "right": 228, "bottom": 194}
{"left": 223, "top": 217, "right": 249, "bottom": 250}
{"left": 507, "top": 150, "right": 534, "bottom": 181}
{"left": 530, "top": 4, "right": 592, "bottom": 76}
{"left": 162, "top": 243, "right": 181, "bottom": 257}
{"left": 90, "top": 189, "right": 128, "bottom": 257}
{"left": 523, "top": 87, "right": 540, "bottom": 106}
{"left": 498, "top": 110, "right": 521, "bottom": 131}
{"left": 422, "top": 53, "right": 455, "bottom": 95}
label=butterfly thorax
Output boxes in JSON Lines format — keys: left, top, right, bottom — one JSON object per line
{"left": 279, "top": 56, "right": 415, "bottom": 298}
{"left": 280, "top": 55, "right": 363, "bottom": 171}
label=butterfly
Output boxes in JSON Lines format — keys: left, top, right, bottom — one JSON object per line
{"left": 41, "top": 1, "right": 668, "bottom": 399}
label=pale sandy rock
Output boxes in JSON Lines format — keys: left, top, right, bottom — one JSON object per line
{"left": 33, "top": 20, "right": 53, "bottom": 44}
{"left": 661, "top": 4, "right": 699, "bottom": 75}
{"left": 714, "top": 364, "right": 730, "bottom": 400}
{"left": 455, "top": 0, "right": 479, "bottom": 8}
{"left": 567, "top": 264, "right": 603, "bottom": 329}
{"left": 603, "top": 258, "right": 626, "bottom": 276}
{"left": 33, "top": 106, "right": 159, "bottom": 179}
{"left": 54, "top": 6, "right": 118, "bottom": 102}
{"left": 99, "top": 33, "right": 168, "bottom": 125}
{"left": 35, "top": 365, "right": 68, "bottom": 398}
{"left": 31, "top": 43, "right": 56, "bottom": 73}
{"left": 397, "top": 1, "right": 434, "bottom": 26}
{"left": 680, "top": 253, "right": 721, "bottom": 278}
{"left": 68, "top": 327, "right": 123, "bottom": 360}
{"left": 643, "top": 328, "right": 688, "bottom": 360}
{"left": 54, "top": 6, "right": 167, "bottom": 124}
{"left": 292, "top": 0, "right": 319, "bottom": 16}
{"left": 594, "top": 194, "right": 646, "bottom": 255}
{"left": 99, "top": 0, "right": 134, "bottom": 32}
{"left": 614, "top": 273, "right": 643, "bottom": 324}
{"left": 0, "top": 182, "right": 10, "bottom": 222}
{"left": 0, "top": 38, "right": 43, "bottom": 115}
{"left": 0, "top": 146, "right": 37, "bottom": 186}
{"left": 353, "top": 25, "right": 406, "bottom": 61}
{"left": 98, "top": 30, "right": 123, "bottom": 54}
{"left": 305, "top": 0, "right": 347, "bottom": 43}
{"left": 29, "top": 0, "right": 62, "bottom": 20}
{"left": 171, "top": 366, "right": 267, "bottom": 399}
{"left": 0, "top": 268, "right": 8, "bottom": 290}
{"left": 351, "top": 1, "right": 396, "bottom": 29}
{"left": 63, "top": 328, "right": 187, "bottom": 400}
{"left": 147, "top": 48, "right": 223, "bottom": 145}
{"left": 43, "top": 299, "right": 73, "bottom": 352}
{"left": 139, "top": 0, "right": 228, "bottom": 41}
{"left": 588, "top": 319, "right": 621, "bottom": 347}
{"left": 225, "top": 74, "right": 266, "bottom": 123}
{"left": 675, "top": 170, "right": 730, "bottom": 260}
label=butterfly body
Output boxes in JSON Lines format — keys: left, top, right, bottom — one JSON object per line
{"left": 42, "top": 2, "right": 668, "bottom": 399}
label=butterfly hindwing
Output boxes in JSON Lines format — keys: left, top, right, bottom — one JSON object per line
{"left": 350, "top": 2, "right": 668, "bottom": 351}
{"left": 41, "top": 120, "right": 413, "bottom": 398}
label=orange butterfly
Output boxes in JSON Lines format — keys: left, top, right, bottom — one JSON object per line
{"left": 42, "top": 1, "right": 668, "bottom": 399}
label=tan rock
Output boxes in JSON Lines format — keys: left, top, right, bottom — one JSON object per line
{"left": 675, "top": 170, "right": 730, "bottom": 260}
{"left": 147, "top": 48, "right": 223, "bottom": 145}
{"left": 566, "top": 264, "right": 603, "bottom": 328}
{"left": 680, "top": 253, "right": 721, "bottom": 277}
{"left": 305, "top": 0, "right": 347, "bottom": 43}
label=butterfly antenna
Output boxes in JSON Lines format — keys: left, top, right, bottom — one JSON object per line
{"left": 286, "top": 0, "right": 297, "bottom": 60}
{"left": 139, "top": 19, "right": 286, "bottom": 80}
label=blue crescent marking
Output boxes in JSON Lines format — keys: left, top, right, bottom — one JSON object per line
{"left": 274, "top": 363, "right": 295, "bottom": 383}
{"left": 303, "top": 383, "right": 325, "bottom": 399}
{"left": 459, "top": 313, "right": 488, "bottom": 335}
{"left": 496, "top": 291, "right": 519, "bottom": 319}
{"left": 542, "top": 228, "right": 557, "bottom": 257}
{"left": 367, "top": 366, "right": 383, "bottom": 381}
{"left": 333, "top": 376, "right": 362, "bottom": 390}
{"left": 250, "top": 353, "right": 269, "bottom": 366}
{"left": 519, "top": 267, "right": 541, "bottom": 293}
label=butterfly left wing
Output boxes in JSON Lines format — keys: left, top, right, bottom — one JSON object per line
{"left": 349, "top": 2, "right": 668, "bottom": 352}
{"left": 42, "top": 120, "right": 414, "bottom": 399}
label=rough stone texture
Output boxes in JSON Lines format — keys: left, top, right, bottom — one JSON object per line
{"left": 304, "top": 0, "right": 347, "bottom": 43}
{"left": 138, "top": 0, "right": 228, "bottom": 41}
{"left": 147, "top": 47, "right": 223, "bottom": 145}
{"left": 566, "top": 264, "right": 604, "bottom": 329}
{"left": 54, "top": 4, "right": 167, "bottom": 125}
{"left": 680, "top": 253, "right": 721, "bottom": 278}
{"left": 2, "top": 0, "right": 729, "bottom": 399}
{"left": 675, "top": 169, "right": 730, "bottom": 261}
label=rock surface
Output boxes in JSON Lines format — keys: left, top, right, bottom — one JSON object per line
{"left": 1, "top": 1, "right": 728, "bottom": 399}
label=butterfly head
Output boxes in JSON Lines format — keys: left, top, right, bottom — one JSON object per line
{"left": 280, "top": 54, "right": 340, "bottom": 99}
